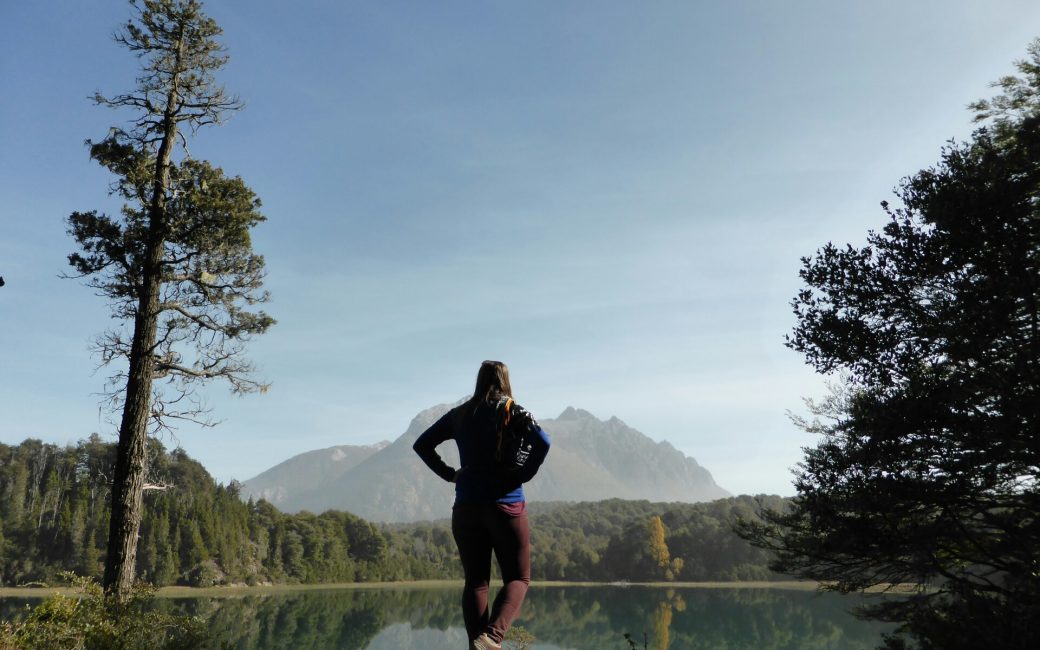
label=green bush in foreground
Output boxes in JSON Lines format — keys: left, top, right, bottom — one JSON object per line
{"left": 504, "top": 625, "right": 536, "bottom": 650}
{"left": 0, "top": 575, "right": 227, "bottom": 650}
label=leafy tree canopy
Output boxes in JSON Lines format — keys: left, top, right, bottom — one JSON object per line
{"left": 738, "top": 40, "right": 1040, "bottom": 650}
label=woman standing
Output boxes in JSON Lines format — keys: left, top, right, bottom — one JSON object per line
{"left": 413, "top": 360, "right": 551, "bottom": 650}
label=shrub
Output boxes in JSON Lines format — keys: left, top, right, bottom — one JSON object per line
{"left": 0, "top": 574, "right": 228, "bottom": 650}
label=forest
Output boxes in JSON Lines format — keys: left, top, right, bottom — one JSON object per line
{"left": 0, "top": 437, "right": 786, "bottom": 587}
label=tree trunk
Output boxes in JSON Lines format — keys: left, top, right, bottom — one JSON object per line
{"left": 102, "top": 245, "right": 162, "bottom": 600}
{"left": 102, "top": 56, "right": 180, "bottom": 599}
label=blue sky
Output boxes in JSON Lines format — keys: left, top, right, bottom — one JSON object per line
{"left": 1, "top": 1, "right": 1037, "bottom": 497}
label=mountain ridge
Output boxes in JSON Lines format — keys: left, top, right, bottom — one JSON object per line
{"left": 241, "top": 441, "right": 390, "bottom": 509}
{"left": 242, "top": 404, "right": 730, "bottom": 522}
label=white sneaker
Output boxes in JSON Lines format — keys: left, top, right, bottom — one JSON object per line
{"left": 472, "top": 632, "right": 502, "bottom": 650}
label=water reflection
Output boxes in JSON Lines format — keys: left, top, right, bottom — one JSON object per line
{"left": 2, "top": 585, "right": 894, "bottom": 649}
{"left": 193, "top": 585, "right": 892, "bottom": 649}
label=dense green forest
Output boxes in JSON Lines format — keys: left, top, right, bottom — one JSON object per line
{"left": 0, "top": 437, "right": 786, "bottom": 587}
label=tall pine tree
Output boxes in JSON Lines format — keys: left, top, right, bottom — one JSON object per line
{"left": 66, "top": 0, "right": 273, "bottom": 599}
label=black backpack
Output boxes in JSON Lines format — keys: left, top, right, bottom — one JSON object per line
{"left": 493, "top": 397, "right": 540, "bottom": 476}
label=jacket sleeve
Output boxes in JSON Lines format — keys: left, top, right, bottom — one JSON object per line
{"left": 412, "top": 411, "right": 457, "bottom": 483}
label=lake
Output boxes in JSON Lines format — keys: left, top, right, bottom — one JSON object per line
{"left": 2, "top": 584, "right": 895, "bottom": 649}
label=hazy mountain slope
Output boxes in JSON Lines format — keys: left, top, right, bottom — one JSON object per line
{"left": 241, "top": 441, "right": 388, "bottom": 510}
{"left": 291, "top": 404, "right": 460, "bottom": 522}
{"left": 525, "top": 407, "right": 728, "bottom": 503}
{"left": 256, "top": 403, "right": 730, "bottom": 522}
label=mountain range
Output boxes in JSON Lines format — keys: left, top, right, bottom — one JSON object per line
{"left": 242, "top": 403, "right": 730, "bottom": 522}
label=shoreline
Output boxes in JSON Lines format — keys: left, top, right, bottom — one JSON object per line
{"left": 0, "top": 580, "right": 828, "bottom": 599}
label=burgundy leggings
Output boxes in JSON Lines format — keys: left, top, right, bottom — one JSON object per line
{"left": 451, "top": 501, "right": 531, "bottom": 644}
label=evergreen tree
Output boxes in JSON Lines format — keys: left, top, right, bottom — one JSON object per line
{"left": 64, "top": 0, "right": 273, "bottom": 600}
{"left": 738, "top": 41, "right": 1040, "bottom": 649}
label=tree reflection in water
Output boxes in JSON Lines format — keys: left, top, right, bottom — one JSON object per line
{"left": 1, "top": 585, "right": 895, "bottom": 649}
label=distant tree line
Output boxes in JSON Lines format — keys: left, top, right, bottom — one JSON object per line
{"left": 0, "top": 437, "right": 785, "bottom": 587}
{"left": 524, "top": 498, "right": 786, "bottom": 582}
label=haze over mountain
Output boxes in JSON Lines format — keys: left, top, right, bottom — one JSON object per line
{"left": 242, "top": 442, "right": 389, "bottom": 508}
{"left": 242, "top": 403, "right": 730, "bottom": 522}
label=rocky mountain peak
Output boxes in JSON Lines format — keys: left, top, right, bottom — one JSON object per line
{"left": 556, "top": 406, "right": 597, "bottom": 421}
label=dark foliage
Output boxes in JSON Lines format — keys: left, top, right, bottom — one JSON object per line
{"left": 0, "top": 438, "right": 384, "bottom": 588}
{"left": 0, "top": 438, "right": 783, "bottom": 588}
{"left": 737, "top": 42, "right": 1040, "bottom": 650}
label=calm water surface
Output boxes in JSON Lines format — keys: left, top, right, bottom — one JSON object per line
{"left": 3, "top": 585, "right": 895, "bottom": 649}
